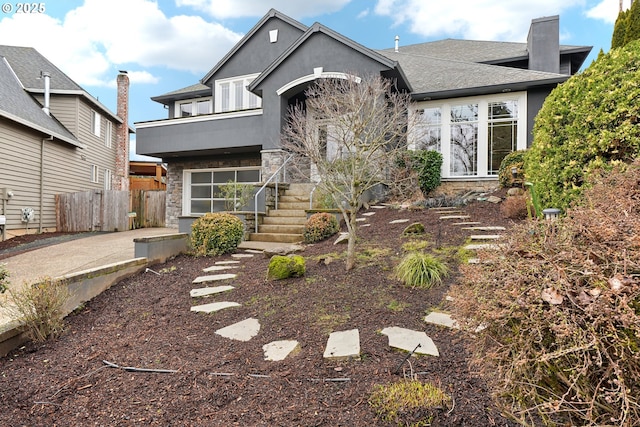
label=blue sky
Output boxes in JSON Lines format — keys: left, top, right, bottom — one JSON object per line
{"left": 0, "top": 0, "right": 629, "bottom": 159}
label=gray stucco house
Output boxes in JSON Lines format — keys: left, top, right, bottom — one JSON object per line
{"left": 135, "top": 9, "right": 591, "bottom": 236}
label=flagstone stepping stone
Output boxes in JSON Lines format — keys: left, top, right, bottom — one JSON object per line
{"left": 190, "top": 301, "right": 240, "bottom": 314}
{"left": 215, "top": 318, "right": 260, "bottom": 342}
{"left": 429, "top": 206, "right": 458, "bottom": 210}
{"left": 334, "top": 232, "right": 349, "bottom": 245}
{"left": 433, "top": 210, "right": 465, "bottom": 215}
{"left": 452, "top": 222, "right": 482, "bottom": 226}
{"left": 323, "top": 329, "right": 360, "bottom": 360}
{"left": 464, "top": 243, "right": 504, "bottom": 251}
{"left": 461, "top": 226, "right": 506, "bottom": 231}
{"left": 231, "top": 253, "right": 254, "bottom": 258}
{"left": 193, "top": 273, "right": 237, "bottom": 284}
{"left": 361, "top": 212, "right": 376, "bottom": 216}
{"left": 467, "top": 258, "right": 480, "bottom": 264}
{"left": 389, "top": 219, "right": 410, "bottom": 224}
{"left": 263, "top": 340, "right": 300, "bottom": 361}
{"left": 469, "top": 234, "right": 502, "bottom": 240}
{"left": 203, "top": 265, "right": 238, "bottom": 272}
{"left": 424, "top": 311, "right": 459, "bottom": 329}
{"left": 360, "top": 223, "right": 371, "bottom": 227}
{"left": 244, "top": 249, "right": 263, "bottom": 254}
{"left": 215, "top": 260, "right": 241, "bottom": 265}
{"left": 371, "top": 205, "right": 386, "bottom": 209}
{"left": 190, "top": 285, "right": 235, "bottom": 298}
{"left": 440, "top": 215, "right": 471, "bottom": 220}
{"left": 380, "top": 327, "right": 439, "bottom": 357}
{"left": 355, "top": 218, "right": 367, "bottom": 222}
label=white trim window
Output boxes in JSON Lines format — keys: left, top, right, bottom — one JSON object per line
{"left": 175, "top": 97, "right": 213, "bottom": 118}
{"left": 91, "top": 164, "right": 99, "bottom": 183}
{"left": 104, "top": 169, "right": 112, "bottom": 190}
{"left": 183, "top": 167, "right": 261, "bottom": 215}
{"left": 105, "top": 121, "right": 112, "bottom": 148}
{"left": 91, "top": 110, "right": 101, "bottom": 137}
{"left": 214, "top": 73, "right": 261, "bottom": 113}
{"left": 413, "top": 92, "right": 527, "bottom": 178}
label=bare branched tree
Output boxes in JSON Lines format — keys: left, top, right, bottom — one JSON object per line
{"left": 282, "top": 74, "right": 417, "bottom": 270}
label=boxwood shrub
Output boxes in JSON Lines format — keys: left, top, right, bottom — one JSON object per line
{"left": 190, "top": 212, "right": 244, "bottom": 256}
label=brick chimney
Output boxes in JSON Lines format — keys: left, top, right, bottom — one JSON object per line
{"left": 114, "top": 70, "right": 130, "bottom": 191}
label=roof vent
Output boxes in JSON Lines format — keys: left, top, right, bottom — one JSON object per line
{"left": 394, "top": 35, "right": 399, "bottom": 53}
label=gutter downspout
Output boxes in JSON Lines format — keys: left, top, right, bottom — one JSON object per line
{"left": 39, "top": 136, "right": 52, "bottom": 233}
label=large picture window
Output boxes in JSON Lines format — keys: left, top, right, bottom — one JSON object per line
{"left": 413, "top": 93, "right": 527, "bottom": 178}
{"left": 214, "top": 74, "right": 261, "bottom": 113}
{"left": 184, "top": 168, "right": 261, "bottom": 215}
{"left": 175, "top": 98, "right": 212, "bottom": 118}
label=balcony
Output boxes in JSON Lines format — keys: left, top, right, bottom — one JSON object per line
{"left": 135, "top": 109, "right": 264, "bottom": 158}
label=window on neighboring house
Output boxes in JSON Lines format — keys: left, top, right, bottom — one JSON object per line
{"left": 175, "top": 98, "right": 212, "bottom": 118}
{"left": 184, "top": 168, "right": 261, "bottom": 215}
{"left": 91, "top": 110, "right": 101, "bottom": 137}
{"left": 214, "top": 73, "right": 261, "bottom": 113}
{"left": 105, "top": 121, "right": 112, "bottom": 148}
{"left": 104, "top": 169, "right": 112, "bottom": 190}
{"left": 91, "top": 165, "right": 99, "bottom": 183}
{"left": 413, "top": 93, "right": 526, "bottom": 178}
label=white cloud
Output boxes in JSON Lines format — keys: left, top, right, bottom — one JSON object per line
{"left": 0, "top": 0, "right": 242, "bottom": 87}
{"left": 586, "top": 0, "right": 630, "bottom": 24}
{"left": 175, "top": 0, "right": 352, "bottom": 19}
{"left": 373, "top": 0, "right": 586, "bottom": 41}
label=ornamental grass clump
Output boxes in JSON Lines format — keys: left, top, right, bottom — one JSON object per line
{"left": 303, "top": 212, "right": 339, "bottom": 243}
{"left": 369, "top": 379, "right": 451, "bottom": 426}
{"left": 395, "top": 252, "right": 448, "bottom": 289}
{"left": 450, "top": 160, "right": 640, "bottom": 426}
{"left": 190, "top": 212, "right": 244, "bottom": 256}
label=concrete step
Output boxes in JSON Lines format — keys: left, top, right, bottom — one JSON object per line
{"left": 262, "top": 216, "right": 307, "bottom": 226}
{"left": 284, "top": 183, "right": 316, "bottom": 196}
{"left": 279, "top": 194, "right": 311, "bottom": 203}
{"left": 277, "top": 201, "right": 309, "bottom": 210}
{"left": 258, "top": 224, "right": 305, "bottom": 234}
{"left": 248, "top": 232, "right": 303, "bottom": 243}
{"left": 268, "top": 209, "right": 307, "bottom": 217}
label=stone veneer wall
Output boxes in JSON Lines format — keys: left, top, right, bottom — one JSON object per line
{"left": 165, "top": 154, "right": 261, "bottom": 228}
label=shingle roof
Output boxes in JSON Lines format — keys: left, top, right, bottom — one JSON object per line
{"left": 0, "top": 56, "right": 81, "bottom": 146}
{"left": 151, "top": 83, "right": 211, "bottom": 104}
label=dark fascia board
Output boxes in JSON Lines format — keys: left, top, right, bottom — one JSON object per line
{"left": 410, "top": 76, "right": 569, "bottom": 101}
{"left": 151, "top": 86, "right": 212, "bottom": 105}
{"left": 480, "top": 45, "right": 592, "bottom": 68}
{"left": 200, "top": 8, "right": 308, "bottom": 84}
{"left": 248, "top": 22, "right": 413, "bottom": 93}
{"left": 0, "top": 109, "right": 86, "bottom": 148}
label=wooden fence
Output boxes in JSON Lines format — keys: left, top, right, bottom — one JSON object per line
{"left": 56, "top": 190, "right": 166, "bottom": 232}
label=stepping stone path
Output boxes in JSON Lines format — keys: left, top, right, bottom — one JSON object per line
{"left": 193, "top": 273, "right": 237, "bottom": 284}
{"left": 389, "top": 219, "right": 410, "bottom": 224}
{"left": 231, "top": 253, "right": 254, "bottom": 259}
{"left": 203, "top": 265, "right": 238, "bottom": 272}
{"left": 469, "top": 234, "right": 502, "bottom": 241}
{"left": 380, "top": 327, "right": 439, "bottom": 356}
{"left": 424, "top": 311, "right": 459, "bottom": 329}
{"left": 263, "top": 340, "right": 300, "bottom": 361}
{"left": 361, "top": 212, "right": 376, "bottom": 216}
{"left": 215, "top": 260, "right": 241, "bottom": 265}
{"left": 191, "top": 301, "right": 241, "bottom": 314}
{"left": 190, "top": 285, "right": 235, "bottom": 298}
{"left": 323, "top": 329, "right": 360, "bottom": 360}
{"left": 215, "top": 318, "right": 260, "bottom": 341}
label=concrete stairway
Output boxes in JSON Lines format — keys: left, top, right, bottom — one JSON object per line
{"left": 248, "top": 183, "right": 314, "bottom": 243}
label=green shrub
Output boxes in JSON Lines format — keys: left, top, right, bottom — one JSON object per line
{"left": 190, "top": 212, "right": 244, "bottom": 256}
{"left": 525, "top": 40, "right": 640, "bottom": 211}
{"left": 267, "top": 255, "right": 306, "bottom": 280}
{"left": 497, "top": 150, "right": 526, "bottom": 188}
{"left": 450, "top": 161, "right": 640, "bottom": 425}
{"left": 0, "top": 263, "right": 9, "bottom": 293}
{"left": 369, "top": 379, "right": 451, "bottom": 426}
{"left": 395, "top": 252, "right": 448, "bottom": 289}
{"left": 398, "top": 150, "right": 443, "bottom": 196}
{"left": 303, "top": 212, "right": 339, "bottom": 243}
{"left": 7, "top": 277, "right": 69, "bottom": 342}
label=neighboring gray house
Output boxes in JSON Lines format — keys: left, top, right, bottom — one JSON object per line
{"left": 0, "top": 45, "right": 131, "bottom": 235}
{"left": 135, "top": 9, "right": 590, "bottom": 235}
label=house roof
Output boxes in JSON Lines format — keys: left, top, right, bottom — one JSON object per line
{"left": 379, "top": 49, "right": 569, "bottom": 99}
{"left": 0, "top": 45, "right": 123, "bottom": 124}
{"left": 248, "top": 22, "right": 412, "bottom": 94}
{"left": 151, "top": 82, "right": 211, "bottom": 104}
{"left": 200, "top": 8, "right": 308, "bottom": 84}
{"left": 0, "top": 56, "right": 83, "bottom": 147}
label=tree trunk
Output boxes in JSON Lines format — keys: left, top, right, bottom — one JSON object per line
{"left": 345, "top": 208, "right": 358, "bottom": 270}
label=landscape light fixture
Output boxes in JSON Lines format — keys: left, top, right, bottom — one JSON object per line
{"left": 542, "top": 208, "right": 561, "bottom": 221}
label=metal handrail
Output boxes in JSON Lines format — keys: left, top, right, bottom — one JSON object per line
{"left": 254, "top": 154, "right": 294, "bottom": 233}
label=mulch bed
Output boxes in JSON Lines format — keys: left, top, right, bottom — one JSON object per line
{"left": 0, "top": 196, "right": 522, "bottom": 426}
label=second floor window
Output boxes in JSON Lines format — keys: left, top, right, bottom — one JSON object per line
{"left": 214, "top": 73, "right": 261, "bottom": 113}
{"left": 176, "top": 98, "right": 212, "bottom": 118}
{"left": 91, "top": 110, "right": 101, "bottom": 137}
